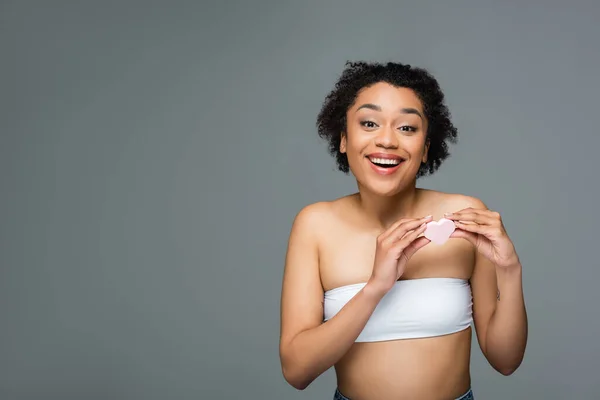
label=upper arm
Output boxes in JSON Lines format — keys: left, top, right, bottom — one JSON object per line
{"left": 279, "top": 203, "right": 326, "bottom": 357}
{"left": 461, "top": 197, "right": 499, "bottom": 358}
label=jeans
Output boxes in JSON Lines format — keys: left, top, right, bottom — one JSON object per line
{"left": 333, "top": 387, "right": 474, "bottom": 400}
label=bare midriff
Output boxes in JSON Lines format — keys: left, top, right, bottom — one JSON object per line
{"left": 334, "top": 327, "right": 472, "bottom": 400}
{"left": 317, "top": 191, "right": 479, "bottom": 400}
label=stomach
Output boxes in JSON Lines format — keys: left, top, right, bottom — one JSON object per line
{"left": 334, "top": 327, "right": 472, "bottom": 400}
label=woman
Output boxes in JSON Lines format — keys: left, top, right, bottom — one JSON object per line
{"left": 279, "top": 61, "right": 528, "bottom": 400}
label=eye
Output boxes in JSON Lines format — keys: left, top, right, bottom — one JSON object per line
{"left": 399, "top": 125, "right": 417, "bottom": 132}
{"left": 360, "top": 120, "right": 378, "bottom": 129}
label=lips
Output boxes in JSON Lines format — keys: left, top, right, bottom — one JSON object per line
{"left": 366, "top": 153, "right": 405, "bottom": 175}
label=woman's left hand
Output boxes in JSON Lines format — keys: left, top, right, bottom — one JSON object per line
{"left": 445, "top": 208, "right": 520, "bottom": 270}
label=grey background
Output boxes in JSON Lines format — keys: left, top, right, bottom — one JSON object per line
{"left": 2, "top": 1, "right": 598, "bottom": 399}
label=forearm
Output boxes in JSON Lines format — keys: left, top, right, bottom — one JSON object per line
{"left": 485, "top": 265, "right": 528, "bottom": 375}
{"left": 281, "top": 283, "right": 385, "bottom": 389}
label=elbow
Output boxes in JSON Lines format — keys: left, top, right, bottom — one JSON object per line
{"left": 281, "top": 364, "right": 311, "bottom": 390}
{"left": 495, "top": 359, "right": 523, "bottom": 376}
{"left": 498, "top": 367, "right": 517, "bottom": 376}
{"left": 280, "top": 349, "right": 314, "bottom": 390}
{"left": 485, "top": 339, "right": 526, "bottom": 377}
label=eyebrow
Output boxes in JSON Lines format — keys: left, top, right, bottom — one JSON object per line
{"left": 356, "top": 103, "right": 423, "bottom": 120}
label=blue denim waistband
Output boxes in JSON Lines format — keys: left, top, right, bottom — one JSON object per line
{"left": 334, "top": 387, "right": 474, "bottom": 400}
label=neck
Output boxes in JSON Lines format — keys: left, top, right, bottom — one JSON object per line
{"left": 356, "top": 182, "right": 421, "bottom": 229}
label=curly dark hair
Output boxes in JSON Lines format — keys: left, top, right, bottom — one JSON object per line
{"left": 316, "top": 61, "right": 458, "bottom": 178}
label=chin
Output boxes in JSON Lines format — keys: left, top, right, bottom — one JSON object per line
{"left": 362, "top": 180, "right": 407, "bottom": 197}
{"left": 350, "top": 160, "right": 418, "bottom": 197}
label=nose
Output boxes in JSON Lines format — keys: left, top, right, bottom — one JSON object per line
{"left": 374, "top": 126, "right": 399, "bottom": 149}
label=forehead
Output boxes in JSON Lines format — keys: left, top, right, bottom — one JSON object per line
{"left": 351, "top": 82, "right": 423, "bottom": 113}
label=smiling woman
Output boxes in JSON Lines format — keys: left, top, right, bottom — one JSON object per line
{"left": 341, "top": 85, "right": 430, "bottom": 189}
{"left": 278, "top": 61, "right": 528, "bottom": 400}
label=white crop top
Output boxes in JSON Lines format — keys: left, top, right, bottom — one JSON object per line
{"left": 323, "top": 277, "right": 473, "bottom": 342}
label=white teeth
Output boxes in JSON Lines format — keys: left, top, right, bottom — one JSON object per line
{"left": 370, "top": 157, "right": 400, "bottom": 165}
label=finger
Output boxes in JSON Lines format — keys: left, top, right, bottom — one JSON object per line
{"left": 398, "top": 235, "right": 431, "bottom": 261}
{"left": 392, "top": 222, "right": 429, "bottom": 255}
{"left": 450, "top": 228, "right": 479, "bottom": 247}
{"left": 380, "top": 219, "right": 409, "bottom": 238}
{"left": 387, "top": 216, "right": 431, "bottom": 243}
{"left": 381, "top": 215, "right": 432, "bottom": 241}
{"left": 445, "top": 211, "right": 496, "bottom": 226}
{"left": 450, "top": 207, "right": 488, "bottom": 216}
{"left": 379, "top": 219, "right": 414, "bottom": 242}
{"left": 402, "top": 220, "right": 430, "bottom": 243}
{"left": 447, "top": 208, "right": 502, "bottom": 222}
{"left": 380, "top": 218, "right": 422, "bottom": 243}
{"left": 453, "top": 221, "right": 492, "bottom": 236}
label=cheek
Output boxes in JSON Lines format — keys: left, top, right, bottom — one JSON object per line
{"left": 405, "top": 138, "right": 427, "bottom": 156}
{"left": 344, "top": 132, "right": 368, "bottom": 153}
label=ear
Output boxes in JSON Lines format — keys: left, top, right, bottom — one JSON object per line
{"left": 340, "top": 132, "right": 347, "bottom": 154}
{"left": 422, "top": 139, "right": 430, "bottom": 163}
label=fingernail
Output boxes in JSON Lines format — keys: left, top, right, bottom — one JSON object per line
{"left": 444, "top": 212, "right": 452, "bottom": 216}
{"left": 424, "top": 215, "right": 432, "bottom": 219}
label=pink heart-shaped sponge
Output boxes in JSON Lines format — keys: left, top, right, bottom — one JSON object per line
{"left": 424, "top": 218, "right": 456, "bottom": 245}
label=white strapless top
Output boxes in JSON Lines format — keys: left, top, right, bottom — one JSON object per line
{"left": 323, "top": 278, "right": 473, "bottom": 342}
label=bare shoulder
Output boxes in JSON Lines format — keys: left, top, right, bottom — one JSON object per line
{"left": 289, "top": 200, "right": 336, "bottom": 238}
{"left": 446, "top": 193, "right": 488, "bottom": 211}
{"left": 283, "top": 199, "right": 345, "bottom": 277}
{"left": 280, "top": 199, "right": 345, "bottom": 351}
{"left": 419, "top": 188, "right": 489, "bottom": 213}
{"left": 289, "top": 195, "right": 354, "bottom": 238}
{"left": 292, "top": 200, "right": 336, "bottom": 222}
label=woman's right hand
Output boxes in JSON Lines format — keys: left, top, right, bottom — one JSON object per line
{"left": 367, "top": 215, "right": 433, "bottom": 295}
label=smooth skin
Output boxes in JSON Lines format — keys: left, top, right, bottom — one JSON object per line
{"left": 279, "top": 83, "right": 528, "bottom": 400}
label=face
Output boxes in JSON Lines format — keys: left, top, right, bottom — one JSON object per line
{"left": 340, "top": 82, "right": 429, "bottom": 196}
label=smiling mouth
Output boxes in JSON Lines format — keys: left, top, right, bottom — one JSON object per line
{"left": 367, "top": 156, "right": 404, "bottom": 168}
